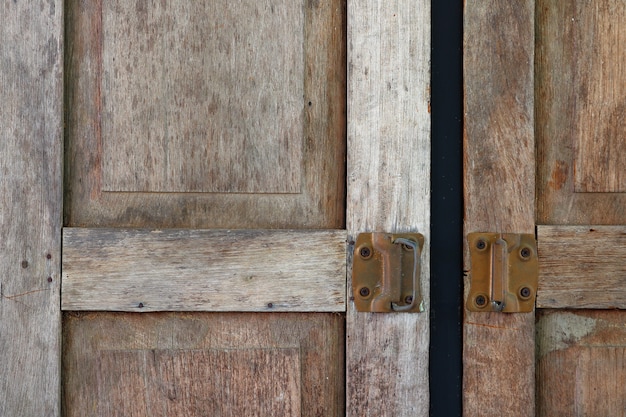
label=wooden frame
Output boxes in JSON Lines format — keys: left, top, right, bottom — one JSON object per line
{"left": 463, "top": 1, "right": 535, "bottom": 416}
{"left": 4, "top": 0, "right": 430, "bottom": 415}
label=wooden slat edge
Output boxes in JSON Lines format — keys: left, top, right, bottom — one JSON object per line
{"left": 346, "top": 0, "right": 431, "bottom": 415}
{"left": 463, "top": 1, "right": 536, "bottom": 416}
{"left": 0, "top": 2, "right": 63, "bottom": 416}
{"left": 538, "top": 225, "right": 626, "bottom": 309}
{"left": 62, "top": 228, "right": 346, "bottom": 312}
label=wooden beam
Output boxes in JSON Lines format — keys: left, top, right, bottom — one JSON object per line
{"left": 463, "top": 1, "right": 536, "bottom": 416}
{"left": 0, "top": 2, "right": 63, "bottom": 416}
{"left": 538, "top": 225, "right": 626, "bottom": 309}
{"left": 347, "top": 0, "right": 431, "bottom": 415}
{"left": 62, "top": 228, "right": 346, "bottom": 312}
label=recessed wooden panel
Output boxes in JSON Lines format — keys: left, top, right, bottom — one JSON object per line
{"left": 62, "top": 228, "right": 346, "bottom": 311}
{"left": 537, "top": 310, "right": 626, "bottom": 417}
{"left": 536, "top": 1, "right": 626, "bottom": 224}
{"left": 537, "top": 226, "right": 626, "bottom": 309}
{"left": 62, "top": 312, "right": 344, "bottom": 417}
{"left": 571, "top": 3, "right": 626, "bottom": 193}
{"left": 101, "top": 1, "right": 303, "bottom": 194}
{"left": 96, "top": 349, "right": 300, "bottom": 416}
{"left": 65, "top": 0, "right": 345, "bottom": 229}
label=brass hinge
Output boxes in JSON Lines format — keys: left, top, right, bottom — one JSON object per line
{"left": 466, "top": 233, "right": 538, "bottom": 313}
{"left": 352, "top": 232, "right": 424, "bottom": 313}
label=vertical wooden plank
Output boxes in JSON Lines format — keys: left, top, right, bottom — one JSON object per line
{"left": 347, "top": 0, "right": 431, "bottom": 415}
{"left": 463, "top": 1, "right": 535, "bottom": 416}
{"left": 0, "top": 1, "right": 62, "bottom": 416}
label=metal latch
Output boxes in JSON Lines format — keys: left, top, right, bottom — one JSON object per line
{"left": 352, "top": 233, "right": 424, "bottom": 312}
{"left": 466, "top": 233, "right": 538, "bottom": 313}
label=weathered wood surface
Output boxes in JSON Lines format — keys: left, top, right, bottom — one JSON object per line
{"left": 463, "top": 1, "right": 535, "bottom": 416}
{"left": 536, "top": 0, "right": 626, "bottom": 224}
{"left": 538, "top": 226, "right": 626, "bottom": 309}
{"left": 537, "top": 310, "right": 626, "bottom": 417}
{"left": 65, "top": 0, "right": 346, "bottom": 229}
{"left": 62, "top": 228, "right": 346, "bottom": 311}
{"left": 0, "top": 2, "right": 63, "bottom": 416}
{"left": 346, "top": 0, "right": 431, "bottom": 415}
{"left": 63, "top": 312, "right": 344, "bottom": 417}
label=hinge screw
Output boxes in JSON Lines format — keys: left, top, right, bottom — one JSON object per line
{"left": 359, "top": 247, "right": 372, "bottom": 258}
{"left": 404, "top": 295, "right": 413, "bottom": 304}
{"left": 475, "top": 295, "right": 487, "bottom": 307}
{"left": 519, "top": 287, "right": 532, "bottom": 299}
{"left": 520, "top": 247, "right": 531, "bottom": 259}
{"left": 359, "top": 287, "right": 371, "bottom": 297}
{"left": 476, "top": 240, "right": 487, "bottom": 250}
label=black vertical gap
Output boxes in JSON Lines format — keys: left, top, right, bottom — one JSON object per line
{"left": 430, "top": 1, "right": 463, "bottom": 416}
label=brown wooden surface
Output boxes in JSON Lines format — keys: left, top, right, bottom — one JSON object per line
{"left": 536, "top": 0, "right": 626, "bottom": 224}
{"left": 63, "top": 312, "right": 344, "bottom": 417}
{"left": 64, "top": 0, "right": 345, "bottom": 229}
{"left": 463, "top": 1, "right": 535, "bottom": 416}
{"left": 538, "top": 225, "right": 626, "bottom": 309}
{"left": 0, "top": 2, "right": 63, "bottom": 416}
{"left": 62, "top": 228, "right": 346, "bottom": 311}
{"left": 537, "top": 310, "right": 626, "bottom": 417}
{"left": 101, "top": 1, "right": 303, "bottom": 194}
{"left": 347, "top": 0, "right": 431, "bottom": 415}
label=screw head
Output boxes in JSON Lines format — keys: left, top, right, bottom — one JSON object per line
{"left": 520, "top": 247, "right": 531, "bottom": 259}
{"left": 519, "top": 287, "right": 532, "bottom": 299}
{"left": 475, "top": 295, "right": 487, "bottom": 307}
{"left": 476, "top": 240, "right": 487, "bottom": 250}
{"left": 359, "top": 247, "right": 372, "bottom": 258}
{"left": 404, "top": 295, "right": 413, "bottom": 304}
{"left": 359, "top": 287, "right": 371, "bottom": 297}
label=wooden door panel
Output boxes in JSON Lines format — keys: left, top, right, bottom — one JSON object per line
{"left": 63, "top": 312, "right": 344, "bottom": 417}
{"left": 536, "top": 0, "right": 626, "bottom": 225}
{"left": 537, "top": 310, "right": 626, "bottom": 417}
{"left": 64, "top": 0, "right": 346, "bottom": 229}
{"left": 466, "top": 1, "right": 626, "bottom": 416}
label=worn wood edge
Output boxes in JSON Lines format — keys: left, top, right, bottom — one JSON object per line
{"left": 0, "top": 1, "right": 63, "bottom": 416}
{"left": 537, "top": 225, "right": 626, "bottom": 309}
{"left": 62, "top": 228, "right": 346, "bottom": 312}
{"left": 462, "top": 1, "right": 536, "bottom": 416}
{"left": 346, "top": 0, "right": 431, "bottom": 415}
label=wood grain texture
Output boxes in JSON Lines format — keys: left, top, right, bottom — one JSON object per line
{"left": 537, "top": 310, "right": 626, "bottom": 417}
{"left": 536, "top": 0, "right": 626, "bottom": 224}
{"left": 0, "top": 2, "right": 62, "bottom": 416}
{"left": 62, "top": 228, "right": 346, "bottom": 311}
{"left": 101, "top": 1, "right": 303, "bottom": 194}
{"left": 537, "top": 225, "right": 626, "bottom": 309}
{"left": 346, "top": 0, "right": 430, "bottom": 415}
{"left": 63, "top": 312, "right": 344, "bottom": 417}
{"left": 65, "top": 0, "right": 346, "bottom": 229}
{"left": 463, "top": 1, "right": 535, "bottom": 416}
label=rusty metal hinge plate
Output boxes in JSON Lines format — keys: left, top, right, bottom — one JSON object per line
{"left": 352, "top": 232, "right": 424, "bottom": 313}
{"left": 466, "top": 233, "right": 538, "bottom": 313}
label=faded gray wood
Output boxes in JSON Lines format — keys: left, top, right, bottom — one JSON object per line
{"left": 62, "top": 228, "right": 346, "bottom": 312}
{"left": 346, "top": 0, "right": 431, "bottom": 415}
{"left": 536, "top": 0, "right": 626, "bottom": 224}
{"left": 102, "top": 1, "right": 303, "bottom": 194}
{"left": 537, "top": 310, "right": 626, "bottom": 417}
{"left": 63, "top": 312, "right": 344, "bottom": 417}
{"left": 538, "top": 226, "right": 626, "bottom": 309}
{"left": 463, "top": 1, "right": 536, "bottom": 416}
{"left": 65, "top": 0, "right": 346, "bottom": 229}
{"left": 0, "top": 1, "right": 63, "bottom": 416}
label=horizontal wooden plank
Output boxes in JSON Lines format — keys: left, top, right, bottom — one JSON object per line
{"left": 62, "top": 228, "right": 346, "bottom": 311}
{"left": 537, "top": 225, "right": 626, "bottom": 308}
